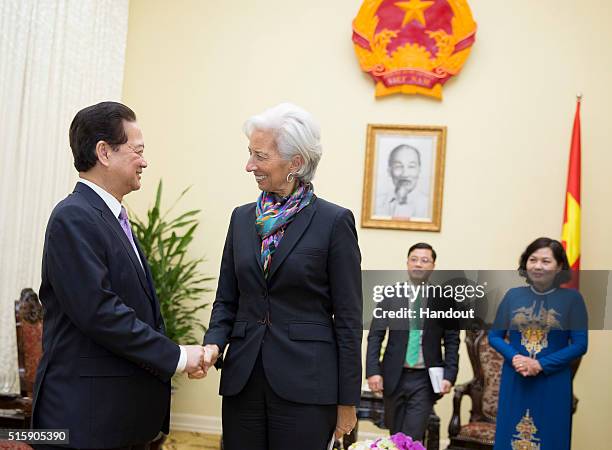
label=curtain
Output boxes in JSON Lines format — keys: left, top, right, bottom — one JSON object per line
{"left": 0, "top": 0, "right": 129, "bottom": 393}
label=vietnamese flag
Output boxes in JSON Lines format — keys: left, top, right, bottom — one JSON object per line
{"left": 561, "top": 97, "right": 581, "bottom": 289}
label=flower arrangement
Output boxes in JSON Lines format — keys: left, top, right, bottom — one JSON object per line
{"left": 348, "top": 433, "right": 425, "bottom": 450}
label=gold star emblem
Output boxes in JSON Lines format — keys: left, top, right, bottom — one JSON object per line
{"left": 395, "top": 0, "right": 434, "bottom": 28}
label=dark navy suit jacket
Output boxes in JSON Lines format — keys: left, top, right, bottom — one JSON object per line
{"left": 33, "top": 183, "right": 181, "bottom": 449}
{"left": 204, "top": 196, "right": 363, "bottom": 406}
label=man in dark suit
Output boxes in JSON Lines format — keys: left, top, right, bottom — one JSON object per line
{"left": 33, "top": 102, "right": 206, "bottom": 450}
{"left": 366, "top": 242, "right": 460, "bottom": 442}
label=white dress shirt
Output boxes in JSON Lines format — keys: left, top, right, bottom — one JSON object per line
{"left": 78, "top": 178, "right": 144, "bottom": 268}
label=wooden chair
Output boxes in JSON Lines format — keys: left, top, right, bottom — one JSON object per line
{"left": 446, "top": 329, "right": 581, "bottom": 450}
{"left": 0, "top": 288, "right": 43, "bottom": 430}
{"left": 0, "top": 440, "right": 32, "bottom": 449}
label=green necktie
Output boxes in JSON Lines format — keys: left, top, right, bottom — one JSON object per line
{"left": 405, "top": 291, "right": 422, "bottom": 366}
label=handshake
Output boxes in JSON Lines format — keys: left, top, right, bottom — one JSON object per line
{"left": 182, "top": 344, "right": 220, "bottom": 379}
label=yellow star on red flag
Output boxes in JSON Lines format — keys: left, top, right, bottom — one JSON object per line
{"left": 395, "top": 0, "right": 435, "bottom": 27}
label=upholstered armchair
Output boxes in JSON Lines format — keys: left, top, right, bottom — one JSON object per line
{"left": 447, "top": 330, "right": 501, "bottom": 449}
{"left": 0, "top": 440, "right": 32, "bottom": 449}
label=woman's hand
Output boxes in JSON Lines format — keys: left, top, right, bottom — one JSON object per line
{"left": 512, "top": 355, "right": 542, "bottom": 376}
{"left": 203, "top": 344, "right": 219, "bottom": 368}
{"left": 187, "top": 344, "right": 219, "bottom": 379}
{"left": 526, "top": 358, "right": 542, "bottom": 376}
{"left": 335, "top": 405, "right": 357, "bottom": 439}
{"left": 512, "top": 355, "right": 528, "bottom": 375}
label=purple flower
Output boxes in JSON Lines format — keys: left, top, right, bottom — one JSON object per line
{"left": 389, "top": 433, "right": 426, "bottom": 450}
{"left": 390, "top": 432, "right": 411, "bottom": 448}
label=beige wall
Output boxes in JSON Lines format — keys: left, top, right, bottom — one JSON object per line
{"left": 122, "top": 0, "right": 612, "bottom": 447}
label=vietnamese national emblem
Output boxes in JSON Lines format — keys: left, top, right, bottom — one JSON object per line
{"left": 352, "top": 0, "right": 477, "bottom": 99}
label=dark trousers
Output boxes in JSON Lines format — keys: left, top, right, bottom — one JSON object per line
{"left": 383, "top": 368, "right": 437, "bottom": 442}
{"left": 33, "top": 444, "right": 150, "bottom": 450}
{"left": 222, "top": 353, "right": 337, "bottom": 450}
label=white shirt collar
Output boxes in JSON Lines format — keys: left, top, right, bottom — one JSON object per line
{"left": 78, "top": 178, "right": 122, "bottom": 219}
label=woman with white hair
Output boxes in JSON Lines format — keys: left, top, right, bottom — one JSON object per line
{"left": 202, "top": 103, "right": 363, "bottom": 449}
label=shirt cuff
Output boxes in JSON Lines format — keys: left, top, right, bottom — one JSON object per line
{"left": 175, "top": 345, "right": 187, "bottom": 374}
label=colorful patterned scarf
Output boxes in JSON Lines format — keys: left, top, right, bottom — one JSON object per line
{"left": 255, "top": 182, "right": 314, "bottom": 278}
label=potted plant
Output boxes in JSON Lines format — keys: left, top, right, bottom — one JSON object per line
{"left": 130, "top": 180, "right": 213, "bottom": 346}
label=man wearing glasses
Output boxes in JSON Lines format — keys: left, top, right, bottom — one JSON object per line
{"left": 365, "top": 242, "right": 460, "bottom": 443}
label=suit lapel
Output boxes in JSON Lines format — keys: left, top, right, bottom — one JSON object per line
{"left": 75, "top": 183, "right": 153, "bottom": 302}
{"left": 250, "top": 205, "right": 264, "bottom": 275}
{"left": 133, "top": 234, "right": 160, "bottom": 318}
{"left": 266, "top": 198, "right": 317, "bottom": 281}
{"left": 100, "top": 211, "right": 154, "bottom": 301}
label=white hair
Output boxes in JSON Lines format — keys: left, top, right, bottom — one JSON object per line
{"left": 243, "top": 102, "right": 322, "bottom": 183}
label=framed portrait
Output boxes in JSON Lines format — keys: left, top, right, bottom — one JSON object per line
{"left": 361, "top": 124, "right": 447, "bottom": 231}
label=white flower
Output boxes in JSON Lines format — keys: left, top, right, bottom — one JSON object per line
{"left": 348, "top": 440, "right": 375, "bottom": 450}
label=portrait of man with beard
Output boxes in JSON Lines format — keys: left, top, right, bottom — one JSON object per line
{"left": 374, "top": 143, "right": 431, "bottom": 220}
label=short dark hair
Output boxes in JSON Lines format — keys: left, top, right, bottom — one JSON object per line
{"left": 518, "top": 237, "right": 571, "bottom": 287}
{"left": 407, "top": 242, "right": 436, "bottom": 262}
{"left": 69, "top": 101, "right": 136, "bottom": 172}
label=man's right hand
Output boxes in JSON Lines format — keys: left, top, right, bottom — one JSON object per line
{"left": 183, "top": 345, "right": 206, "bottom": 378}
{"left": 186, "top": 344, "right": 220, "bottom": 380}
{"left": 367, "top": 375, "right": 384, "bottom": 393}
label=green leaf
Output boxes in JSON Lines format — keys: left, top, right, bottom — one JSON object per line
{"left": 129, "top": 179, "right": 213, "bottom": 346}
{"left": 155, "top": 180, "right": 163, "bottom": 211}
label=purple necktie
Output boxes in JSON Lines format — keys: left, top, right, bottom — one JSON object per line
{"left": 119, "top": 206, "right": 144, "bottom": 269}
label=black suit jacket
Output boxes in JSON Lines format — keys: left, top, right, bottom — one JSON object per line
{"left": 204, "top": 196, "right": 363, "bottom": 406}
{"left": 32, "top": 183, "right": 181, "bottom": 449}
{"left": 366, "top": 291, "right": 460, "bottom": 396}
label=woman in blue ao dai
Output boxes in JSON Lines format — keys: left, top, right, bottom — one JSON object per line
{"left": 489, "top": 237, "right": 587, "bottom": 450}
